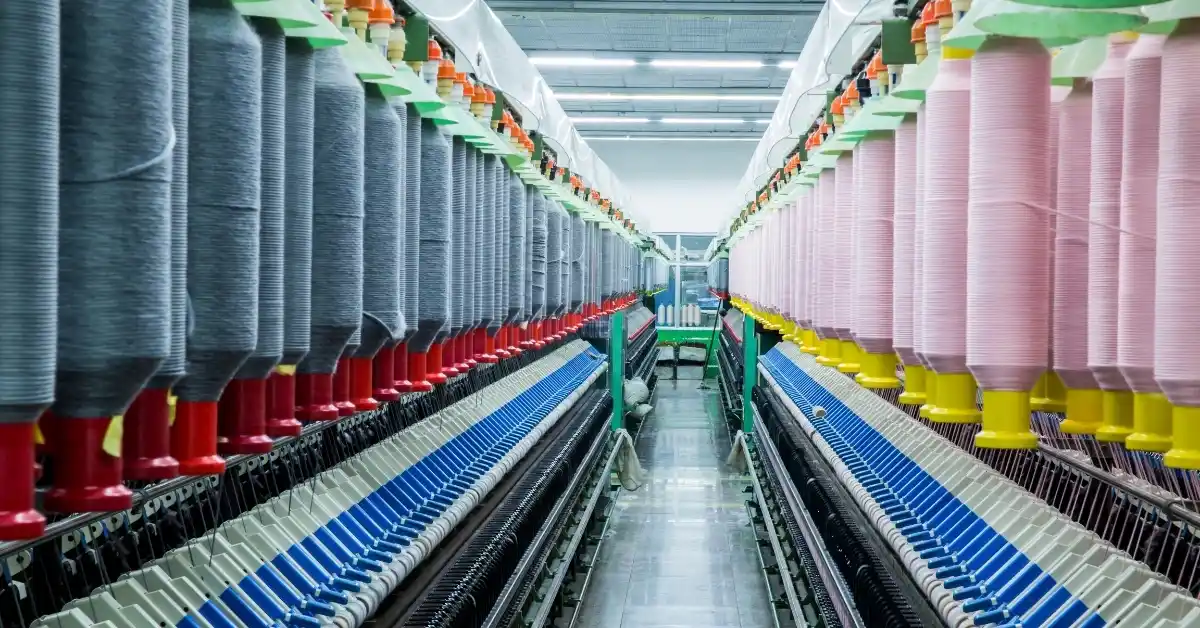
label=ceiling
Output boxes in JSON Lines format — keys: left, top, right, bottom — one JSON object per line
{"left": 486, "top": 0, "right": 823, "bottom": 140}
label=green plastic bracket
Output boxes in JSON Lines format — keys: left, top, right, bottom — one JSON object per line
{"left": 237, "top": 0, "right": 322, "bottom": 30}
{"left": 279, "top": 0, "right": 348, "bottom": 47}
{"left": 741, "top": 312, "right": 758, "bottom": 434}
{"left": 882, "top": 18, "right": 918, "bottom": 65}
{"left": 609, "top": 311, "right": 626, "bottom": 432}
{"left": 492, "top": 92, "right": 509, "bottom": 126}
{"left": 531, "top": 132, "right": 545, "bottom": 162}
{"left": 339, "top": 34, "right": 396, "bottom": 81}
{"left": 403, "top": 14, "right": 430, "bottom": 63}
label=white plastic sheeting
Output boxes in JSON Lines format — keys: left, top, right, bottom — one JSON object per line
{"left": 411, "top": 0, "right": 640, "bottom": 217}
{"left": 734, "top": 0, "right": 893, "bottom": 204}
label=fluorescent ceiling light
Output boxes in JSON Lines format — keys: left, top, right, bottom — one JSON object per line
{"left": 582, "top": 136, "right": 761, "bottom": 142}
{"left": 530, "top": 57, "right": 637, "bottom": 67}
{"left": 572, "top": 116, "right": 651, "bottom": 124}
{"left": 555, "top": 92, "right": 780, "bottom": 102}
{"left": 777, "top": 60, "right": 798, "bottom": 69}
{"left": 661, "top": 117, "right": 747, "bottom": 124}
{"left": 755, "top": 119, "right": 772, "bottom": 124}
{"left": 649, "top": 59, "right": 764, "bottom": 69}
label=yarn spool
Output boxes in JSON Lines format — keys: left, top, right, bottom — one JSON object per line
{"left": 1054, "top": 80, "right": 1101, "bottom": 434}
{"left": 559, "top": 208, "right": 572, "bottom": 337}
{"left": 521, "top": 181, "right": 536, "bottom": 348}
{"left": 914, "top": 108, "right": 937, "bottom": 417}
{"left": 599, "top": 231, "right": 615, "bottom": 319}
{"left": 834, "top": 154, "right": 859, "bottom": 375}
{"left": 922, "top": 56, "right": 979, "bottom": 421}
{"left": 815, "top": 170, "right": 842, "bottom": 366}
{"left": 476, "top": 155, "right": 499, "bottom": 362}
{"left": 266, "top": 38, "right": 315, "bottom": 437}
{"left": 1090, "top": 36, "right": 1137, "bottom": 443}
{"left": 395, "top": 104, "right": 424, "bottom": 392}
{"left": 174, "top": 0, "right": 263, "bottom": 477}
{"left": 546, "top": 205, "right": 563, "bottom": 340}
{"left": 474, "top": 154, "right": 494, "bottom": 361}
{"left": 504, "top": 171, "right": 528, "bottom": 355}
{"left": 854, "top": 134, "right": 899, "bottom": 390}
{"left": 219, "top": 18, "right": 285, "bottom": 456}
{"left": 350, "top": 86, "right": 402, "bottom": 409}
{"left": 460, "top": 146, "right": 478, "bottom": 371}
{"left": 967, "top": 37, "right": 1052, "bottom": 450}
{"left": 434, "top": 137, "right": 464, "bottom": 379}
{"left": 52, "top": 0, "right": 174, "bottom": 509}
{"left": 892, "top": 117, "right": 926, "bottom": 404}
{"left": 442, "top": 137, "right": 466, "bottom": 378}
{"left": 799, "top": 192, "right": 818, "bottom": 353}
{"left": 125, "top": 0, "right": 188, "bottom": 480}
{"left": 294, "top": 45, "right": 365, "bottom": 419}
{"left": 499, "top": 168, "right": 518, "bottom": 356}
{"left": 0, "top": 1, "right": 58, "bottom": 536}
{"left": 409, "top": 120, "right": 451, "bottom": 386}
{"left": 375, "top": 100, "right": 409, "bottom": 401}
{"left": 531, "top": 192, "right": 549, "bottom": 348}
{"left": 1156, "top": 20, "right": 1200, "bottom": 469}
{"left": 571, "top": 214, "right": 586, "bottom": 330}
{"left": 1120, "top": 35, "right": 1171, "bottom": 451}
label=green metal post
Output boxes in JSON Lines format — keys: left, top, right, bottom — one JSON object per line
{"left": 742, "top": 311, "right": 758, "bottom": 434}
{"left": 609, "top": 310, "right": 625, "bottom": 431}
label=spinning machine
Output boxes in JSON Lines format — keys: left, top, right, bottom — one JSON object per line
{"left": 0, "top": 2, "right": 665, "bottom": 626}
{"left": 714, "top": 0, "right": 1200, "bottom": 626}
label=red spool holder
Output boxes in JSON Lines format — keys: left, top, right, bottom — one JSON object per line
{"left": 487, "top": 329, "right": 506, "bottom": 357}
{"left": 532, "top": 322, "right": 545, "bottom": 349}
{"left": 505, "top": 326, "right": 522, "bottom": 356}
{"left": 295, "top": 373, "right": 339, "bottom": 421}
{"left": 41, "top": 413, "right": 133, "bottom": 513}
{"left": 172, "top": 401, "right": 227, "bottom": 476}
{"left": 123, "top": 387, "right": 180, "bottom": 481}
{"left": 218, "top": 379, "right": 274, "bottom": 455}
{"left": 0, "top": 423, "right": 46, "bottom": 539}
{"left": 394, "top": 343, "right": 414, "bottom": 392}
{"left": 332, "top": 359, "right": 357, "bottom": 416}
{"left": 349, "top": 357, "right": 379, "bottom": 411}
{"left": 266, "top": 369, "right": 303, "bottom": 437}
{"left": 429, "top": 343, "right": 453, "bottom": 382}
{"left": 372, "top": 346, "right": 400, "bottom": 401}
{"left": 454, "top": 335, "right": 472, "bottom": 372}
{"left": 407, "top": 351, "right": 436, "bottom": 391}
{"left": 480, "top": 329, "right": 501, "bottom": 362}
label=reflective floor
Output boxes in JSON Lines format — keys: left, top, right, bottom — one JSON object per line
{"left": 574, "top": 378, "right": 775, "bottom": 628}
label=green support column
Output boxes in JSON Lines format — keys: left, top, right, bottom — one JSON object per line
{"left": 742, "top": 311, "right": 758, "bottom": 434}
{"left": 609, "top": 310, "right": 626, "bottom": 431}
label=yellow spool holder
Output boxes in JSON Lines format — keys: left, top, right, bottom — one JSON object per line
{"left": 1095, "top": 390, "right": 1134, "bottom": 442}
{"left": 1030, "top": 372, "right": 1049, "bottom": 409}
{"left": 1031, "top": 372, "right": 1068, "bottom": 413}
{"left": 928, "top": 372, "right": 982, "bottom": 423}
{"left": 920, "top": 369, "right": 939, "bottom": 418}
{"left": 856, "top": 352, "right": 900, "bottom": 389}
{"left": 816, "top": 337, "right": 843, "bottom": 366}
{"left": 838, "top": 341, "right": 862, "bottom": 374}
{"left": 802, "top": 329, "right": 822, "bottom": 355}
{"left": 1125, "top": 392, "right": 1173, "bottom": 452}
{"left": 782, "top": 320, "right": 797, "bottom": 342}
{"left": 1058, "top": 388, "right": 1102, "bottom": 434}
{"left": 899, "top": 365, "right": 928, "bottom": 405}
{"left": 975, "top": 390, "right": 1039, "bottom": 449}
{"left": 1165, "top": 405, "right": 1200, "bottom": 470}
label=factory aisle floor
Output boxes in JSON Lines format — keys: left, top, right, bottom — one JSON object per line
{"left": 574, "top": 379, "right": 775, "bottom": 628}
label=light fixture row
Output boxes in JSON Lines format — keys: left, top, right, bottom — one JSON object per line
{"left": 532, "top": 57, "right": 798, "bottom": 69}
{"left": 572, "top": 117, "right": 772, "bottom": 125}
{"left": 555, "top": 92, "right": 779, "bottom": 101}
{"left": 580, "top": 136, "right": 762, "bottom": 142}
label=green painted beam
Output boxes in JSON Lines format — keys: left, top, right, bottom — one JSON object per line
{"left": 742, "top": 312, "right": 758, "bottom": 433}
{"left": 609, "top": 311, "right": 626, "bottom": 431}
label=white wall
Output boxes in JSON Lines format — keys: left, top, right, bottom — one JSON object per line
{"left": 590, "top": 140, "right": 757, "bottom": 234}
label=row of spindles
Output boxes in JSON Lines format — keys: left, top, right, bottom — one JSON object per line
{"left": 0, "top": 0, "right": 635, "bottom": 540}
{"left": 727, "top": 10, "right": 1200, "bottom": 466}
